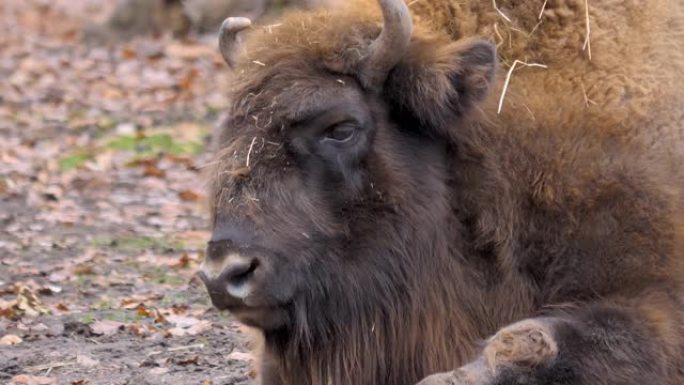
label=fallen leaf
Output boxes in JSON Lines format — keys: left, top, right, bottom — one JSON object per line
{"left": 38, "top": 285, "right": 62, "bottom": 295}
{"left": 136, "top": 304, "right": 153, "bottom": 318}
{"left": 143, "top": 164, "right": 165, "bottom": 178}
{"left": 9, "top": 375, "right": 55, "bottom": 385}
{"left": 172, "top": 355, "right": 199, "bottom": 366}
{"left": 0, "top": 300, "right": 16, "bottom": 319}
{"left": 170, "top": 304, "right": 188, "bottom": 314}
{"left": 90, "top": 320, "right": 125, "bottom": 336}
{"left": 0, "top": 334, "right": 23, "bottom": 345}
{"left": 153, "top": 308, "right": 167, "bottom": 324}
{"left": 127, "top": 323, "right": 151, "bottom": 336}
{"left": 178, "top": 189, "right": 200, "bottom": 202}
{"left": 120, "top": 47, "right": 137, "bottom": 60}
{"left": 72, "top": 263, "right": 95, "bottom": 275}
{"left": 71, "top": 380, "right": 90, "bottom": 385}
{"left": 13, "top": 286, "right": 50, "bottom": 317}
{"left": 226, "top": 351, "right": 253, "bottom": 362}
{"left": 172, "top": 253, "right": 192, "bottom": 269}
{"left": 165, "top": 317, "right": 211, "bottom": 337}
{"left": 179, "top": 68, "right": 199, "bottom": 91}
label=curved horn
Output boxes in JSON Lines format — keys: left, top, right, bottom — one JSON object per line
{"left": 362, "top": 0, "right": 413, "bottom": 88}
{"left": 219, "top": 17, "right": 252, "bottom": 68}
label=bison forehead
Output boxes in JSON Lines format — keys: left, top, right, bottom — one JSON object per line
{"left": 229, "top": 75, "right": 365, "bottom": 135}
{"left": 230, "top": 2, "right": 385, "bottom": 80}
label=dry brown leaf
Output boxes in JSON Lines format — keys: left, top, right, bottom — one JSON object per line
{"left": 173, "top": 355, "right": 200, "bottom": 366}
{"left": 0, "top": 300, "right": 16, "bottom": 319}
{"left": 90, "top": 320, "right": 125, "bottom": 336}
{"left": 10, "top": 375, "right": 56, "bottom": 385}
{"left": 121, "top": 47, "right": 137, "bottom": 60}
{"left": 0, "top": 334, "right": 23, "bottom": 345}
{"left": 144, "top": 164, "right": 166, "bottom": 178}
{"left": 136, "top": 304, "right": 154, "bottom": 318}
{"left": 226, "top": 351, "right": 253, "bottom": 362}
{"left": 154, "top": 308, "right": 167, "bottom": 324}
{"left": 179, "top": 68, "right": 199, "bottom": 91}
{"left": 120, "top": 299, "right": 141, "bottom": 309}
{"left": 178, "top": 189, "right": 200, "bottom": 202}
{"left": 172, "top": 253, "right": 192, "bottom": 269}
{"left": 13, "top": 286, "right": 50, "bottom": 318}
{"left": 165, "top": 317, "right": 211, "bottom": 337}
{"left": 72, "top": 263, "right": 95, "bottom": 275}
{"left": 170, "top": 304, "right": 188, "bottom": 314}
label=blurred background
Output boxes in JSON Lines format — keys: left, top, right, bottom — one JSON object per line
{"left": 0, "top": 1, "right": 328, "bottom": 384}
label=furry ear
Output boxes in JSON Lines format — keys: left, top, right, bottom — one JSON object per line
{"left": 385, "top": 36, "right": 497, "bottom": 141}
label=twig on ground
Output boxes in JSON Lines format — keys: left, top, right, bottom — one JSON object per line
{"left": 25, "top": 361, "right": 76, "bottom": 373}
{"left": 147, "top": 343, "right": 206, "bottom": 357}
{"left": 168, "top": 343, "right": 205, "bottom": 352}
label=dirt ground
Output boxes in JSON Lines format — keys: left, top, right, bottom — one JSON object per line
{"left": 0, "top": 1, "right": 255, "bottom": 384}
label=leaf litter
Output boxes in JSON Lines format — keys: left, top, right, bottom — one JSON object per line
{"left": 0, "top": 0, "right": 252, "bottom": 384}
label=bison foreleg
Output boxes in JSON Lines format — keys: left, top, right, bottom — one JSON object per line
{"left": 417, "top": 296, "right": 677, "bottom": 385}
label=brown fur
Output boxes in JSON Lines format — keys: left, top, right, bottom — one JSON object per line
{"left": 202, "top": 1, "right": 684, "bottom": 384}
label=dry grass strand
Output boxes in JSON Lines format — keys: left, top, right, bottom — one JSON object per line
{"left": 497, "top": 60, "right": 548, "bottom": 114}
{"left": 582, "top": 0, "right": 592, "bottom": 60}
{"left": 492, "top": 0, "right": 512, "bottom": 23}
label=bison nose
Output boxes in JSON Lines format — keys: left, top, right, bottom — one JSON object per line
{"left": 200, "top": 239, "right": 261, "bottom": 301}
{"left": 221, "top": 255, "right": 260, "bottom": 299}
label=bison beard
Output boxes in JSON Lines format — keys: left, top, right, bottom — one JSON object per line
{"left": 200, "top": 0, "right": 684, "bottom": 385}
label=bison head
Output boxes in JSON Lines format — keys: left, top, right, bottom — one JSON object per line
{"left": 200, "top": 0, "right": 497, "bottom": 378}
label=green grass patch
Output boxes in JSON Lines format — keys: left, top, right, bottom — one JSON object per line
{"left": 80, "top": 312, "right": 96, "bottom": 324}
{"left": 92, "top": 299, "right": 115, "bottom": 311}
{"left": 106, "top": 133, "right": 203, "bottom": 159}
{"left": 58, "top": 152, "right": 92, "bottom": 171}
{"left": 147, "top": 267, "right": 186, "bottom": 285}
{"left": 93, "top": 236, "right": 185, "bottom": 253}
{"left": 158, "top": 292, "right": 190, "bottom": 307}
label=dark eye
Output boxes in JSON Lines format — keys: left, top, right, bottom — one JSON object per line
{"left": 322, "top": 123, "right": 357, "bottom": 143}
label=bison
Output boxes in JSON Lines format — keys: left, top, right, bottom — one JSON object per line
{"left": 199, "top": 0, "right": 684, "bottom": 384}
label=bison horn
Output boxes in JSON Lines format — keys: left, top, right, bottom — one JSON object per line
{"left": 219, "top": 17, "right": 252, "bottom": 68}
{"left": 362, "top": 0, "right": 413, "bottom": 88}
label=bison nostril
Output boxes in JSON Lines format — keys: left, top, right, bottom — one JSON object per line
{"left": 223, "top": 258, "right": 259, "bottom": 299}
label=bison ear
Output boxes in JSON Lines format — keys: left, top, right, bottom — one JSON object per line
{"left": 385, "top": 37, "right": 497, "bottom": 142}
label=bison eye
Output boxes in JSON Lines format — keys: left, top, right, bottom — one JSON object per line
{"left": 322, "top": 122, "right": 357, "bottom": 144}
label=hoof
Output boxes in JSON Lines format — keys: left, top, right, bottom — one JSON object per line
{"left": 484, "top": 319, "right": 559, "bottom": 371}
